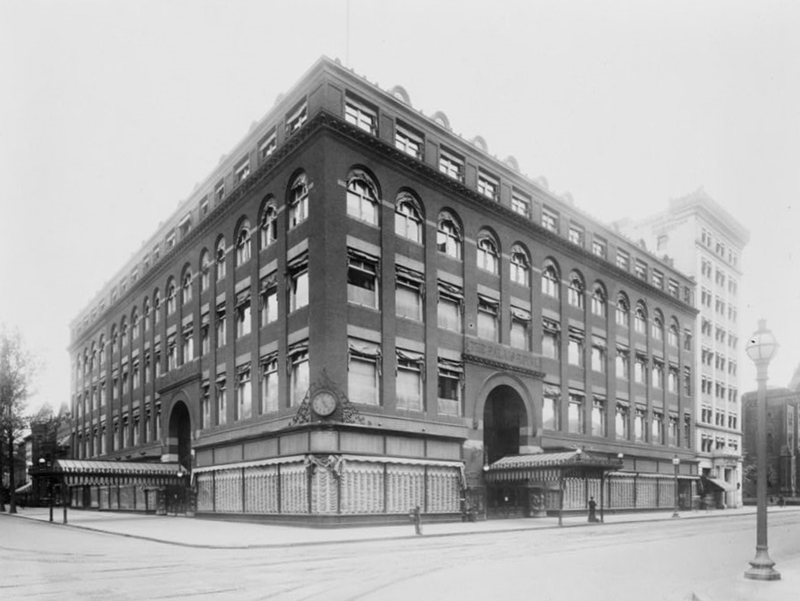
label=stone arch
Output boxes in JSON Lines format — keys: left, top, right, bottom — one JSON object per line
{"left": 167, "top": 394, "right": 193, "bottom": 470}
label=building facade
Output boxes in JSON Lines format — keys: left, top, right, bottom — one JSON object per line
{"left": 68, "top": 57, "right": 699, "bottom": 522}
{"left": 618, "top": 190, "right": 749, "bottom": 507}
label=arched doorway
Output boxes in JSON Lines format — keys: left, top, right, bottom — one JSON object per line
{"left": 483, "top": 385, "right": 527, "bottom": 517}
{"left": 168, "top": 401, "right": 192, "bottom": 471}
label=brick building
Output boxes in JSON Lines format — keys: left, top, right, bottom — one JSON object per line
{"left": 68, "top": 57, "right": 699, "bottom": 522}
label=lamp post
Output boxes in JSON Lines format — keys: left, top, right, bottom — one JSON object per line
{"left": 744, "top": 319, "right": 780, "bottom": 581}
{"left": 672, "top": 456, "right": 680, "bottom": 518}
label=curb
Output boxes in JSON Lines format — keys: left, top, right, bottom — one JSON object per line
{"left": 4, "top": 507, "right": 789, "bottom": 550}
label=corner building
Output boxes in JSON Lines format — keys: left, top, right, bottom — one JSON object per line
{"left": 69, "top": 57, "right": 699, "bottom": 522}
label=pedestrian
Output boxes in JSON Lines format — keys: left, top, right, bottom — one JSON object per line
{"left": 588, "top": 496, "right": 598, "bottom": 523}
{"left": 778, "top": 494, "right": 786, "bottom": 508}
{"left": 409, "top": 505, "right": 422, "bottom": 535}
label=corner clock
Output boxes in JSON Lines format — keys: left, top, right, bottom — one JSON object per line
{"left": 311, "top": 390, "right": 338, "bottom": 418}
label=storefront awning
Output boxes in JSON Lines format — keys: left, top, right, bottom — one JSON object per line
{"left": 485, "top": 451, "right": 623, "bottom": 483}
{"left": 702, "top": 476, "right": 735, "bottom": 492}
{"left": 31, "top": 459, "right": 184, "bottom": 487}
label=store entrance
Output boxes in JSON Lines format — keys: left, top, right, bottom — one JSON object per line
{"left": 483, "top": 385, "right": 527, "bottom": 518}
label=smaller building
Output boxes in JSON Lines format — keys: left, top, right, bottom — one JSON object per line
{"left": 741, "top": 368, "right": 800, "bottom": 498}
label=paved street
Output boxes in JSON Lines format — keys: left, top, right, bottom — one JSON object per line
{"left": 2, "top": 509, "right": 799, "bottom": 600}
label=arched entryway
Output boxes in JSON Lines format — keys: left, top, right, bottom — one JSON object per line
{"left": 168, "top": 401, "right": 192, "bottom": 471}
{"left": 483, "top": 385, "right": 528, "bottom": 518}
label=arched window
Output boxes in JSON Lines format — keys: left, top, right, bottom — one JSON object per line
{"left": 216, "top": 238, "right": 227, "bottom": 281}
{"left": 182, "top": 270, "right": 193, "bottom": 304}
{"left": 200, "top": 250, "right": 210, "bottom": 292}
{"left": 131, "top": 308, "right": 139, "bottom": 340}
{"left": 120, "top": 317, "right": 128, "bottom": 341}
{"left": 166, "top": 280, "right": 177, "bottom": 314}
{"left": 98, "top": 335, "right": 105, "bottom": 366}
{"left": 346, "top": 169, "right": 379, "bottom": 225}
{"left": 567, "top": 272, "right": 584, "bottom": 308}
{"left": 652, "top": 310, "right": 664, "bottom": 341}
{"left": 591, "top": 283, "right": 606, "bottom": 317}
{"left": 476, "top": 232, "right": 499, "bottom": 274}
{"left": 236, "top": 220, "right": 251, "bottom": 266}
{"left": 634, "top": 302, "right": 647, "bottom": 334}
{"left": 90, "top": 342, "right": 97, "bottom": 372}
{"left": 110, "top": 325, "right": 118, "bottom": 359}
{"left": 616, "top": 294, "right": 629, "bottom": 327}
{"left": 153, "top": 289, "right": 161, "bottom": 324}
{"left": 260, "top": 202, "right": 277, "bottom": 248}
{"left": 395, "top": 191, "right": 422, "bottom": 243}
{"left": 142, "top": 298, "right": 151, "bottom": 332}
{"left": 510, "top": 245, "right": 530, "bottom": 287}
{"left": 436, "top": 211, "right": 462, "bottom": 259}
{"left": 288, "top": 172, "right": 308, "bottom": 228}
{"left": 542, "top": 261, "right": 560, "bottom": 298}
{"left": 668, "top": 319, "right": 679, "bottom": 346}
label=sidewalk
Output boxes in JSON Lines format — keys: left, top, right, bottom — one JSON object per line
{"left": 4, "top": 505, "right": 799, "bottom": 600}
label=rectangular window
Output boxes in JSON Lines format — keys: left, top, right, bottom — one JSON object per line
{"left": 635, "top": 260, "right": 647, "bottom": 280}
{"left": 437, "top": 358, "right": 462, "bottom": 417}
{"left": 235, "top": 159, "right": 250, "bottom": 184}
{"left": 200, "top": 197, "right": 209, "bottom": 218}
{"left": 616, "top": 403, "right": 630, "bottom": 440}
{"left": 348, "top": 339, "right": 380, "bottom": 405}
{"left": 437, "top": 281, "right": 462, "bottom": 332}
{"left": 568, "top": 224, "right": 584, "bottom": 246}
{"left": 215, "top": 181, "right": 225, "bottom": 203}
{"left": 477, "top": 295, "right": 499, "bottom": 342}
{"left": 236, "top": 291, "right": 251, "bottom": 338}
{"left": 345, "top": 93, "right": 378, "bottom": 134}
{"left": 395, "top": 121, "right": 423, "bottom": 159}
{"left": 542, "top": 384, "right": 560, "bottom": 430}
{"left": 668, "top": 279, "right": 680, "bottom": 298}
{"left": 511, "top": 190, "right": 531, "bottom": 217}
{"left": 591, "top": 336, "right": 606, "bottom": 373}
{"left": 201, "top": 381, "right": 210, "bottom": 429}
{"left": 396, "top": 349, "right": 424, "bottom": 412}
{"left": 216, "top": 303, "right": 226, "bottom": 348}
{"left": 261, "top": 354, "right": 279, "bottom": 414}
{"left": 477, "top": 171, "right": 499, "bottom": 201}
{"left": 260, "top": 274, "right": 278, "bottom": 326}
{"left": 259, "top": 130, "right": 277, "bottom": 160}
{"left": 652, "top": 413, "right": 663, "bottom": 444}
{"left": 510, "top": 307, "right": 531, "bottom": 351}
{"left": 182, "top": 324, "right": 194, "bottom": 363}
{"left": 592, "top": 237, "right": 607, "bottom": 259}
{"left": 237, "top": 366, "right": 252, "bottom": 420}
{"left": 289, "top": 344, "right": 309, "bottom": 406}
{"left": 568, "top": 329, "right": 584, "bottom": 367}
{"left": 216, "top": 375, "right": 227, "bottom": 426}
{"left": 542, "top": 207, "right": 559, "bottom": 233}
{"left": 166, "top": 230, "right": 176, "bottom": 250}
{"left": 634, "top": 355, "right": 647, "bottom": 384}
{"left": 652, "top": 362, "right": 664, "bottom": 389}
{"left": 634, "top": 408, "right": 646, "bottom": 442}
{"left": 568, "top": 392, "right": 584, "bottom": 434}
{"left": 289, "top": 254, "right": 309, "bottom": 312}
{"left": 201, "top": 312, "right": 210, "bottom": 355}
{"left": 542, "top": 319, "right": 560, "bottom": 359}
{"left": 396, "top": 266, "right": 423, "bottom": 321}
{"left": 592, "top": 397, "right": 606, "bottom": 437}
{"left": 438, "top": 147, "right": 464, "bottom": 181}
{"left": 347, "top": 249, "right": 379, "bottom": 309}
{"left": 167, "top": 335, "right": 177, "bottom": 371}
{"left": 616, "top": 249, "right": 630, "bottom": 270}
{"left": 616, "top": 347, "right": 629, "bottom": 379}
{"left": 286, "top": 99, "right": 307, "bottom": 135}
{"left": 652, "top": 270, "right": 664, "bottom": 289}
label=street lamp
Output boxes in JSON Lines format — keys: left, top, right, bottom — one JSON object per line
{"left": 672, "top": 456, "right": 680, "bottom": 518}
{"left": 744, "top": 319, "right": 780, "bottom": 581}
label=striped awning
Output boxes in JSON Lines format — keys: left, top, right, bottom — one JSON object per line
{"left": 34, "top": 459, "right": 184, "bottom": 487}
{"left": 484, "top": 451, "right": 622, "bottom": 483}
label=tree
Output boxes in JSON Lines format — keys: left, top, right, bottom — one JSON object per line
{"left": 0, "top": 325, "right": 37, "bottom": 513}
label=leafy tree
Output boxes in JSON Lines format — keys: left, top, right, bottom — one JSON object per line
{"left": 0, "top": 325, "right": 37, "bottom": 513}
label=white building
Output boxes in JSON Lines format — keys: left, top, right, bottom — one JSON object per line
{"left": 617, "top": 188, "right": 749, "bottom": 508}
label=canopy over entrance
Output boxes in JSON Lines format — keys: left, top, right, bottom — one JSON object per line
{"left": 484, "top": 450, "right": 623, "bottom": 525}
{"left": 31, "top": 459, "right": 185, "bottom": 487}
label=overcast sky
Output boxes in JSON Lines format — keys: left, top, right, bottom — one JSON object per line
{"left": 1, "top": 0, "right": 798, "bottom": 415}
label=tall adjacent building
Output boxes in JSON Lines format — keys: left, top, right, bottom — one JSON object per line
{"left": 618, "top": 189, "right": 749, "bottom": 507}
{"left": 68, "top": 57, "right": 699, "bottom": 522}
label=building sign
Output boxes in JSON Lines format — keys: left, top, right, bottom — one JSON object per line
{"left": 463, "top": 338, "right": 544, "bottom": 378}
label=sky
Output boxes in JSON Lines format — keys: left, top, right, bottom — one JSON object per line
{"left": 1, "top": 0, "right": 799, "bottom": 415}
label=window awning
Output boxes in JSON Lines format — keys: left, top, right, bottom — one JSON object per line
{"left": 484, "top": 451, "right": 623, "bottom": 483}
{"left": 30, "top": 459, "right": 184, "bottom": 487}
